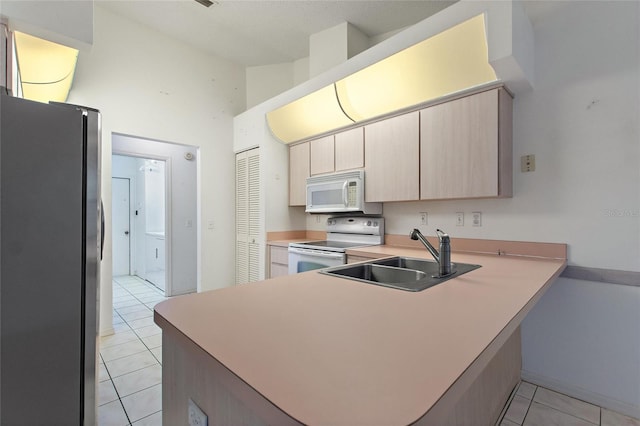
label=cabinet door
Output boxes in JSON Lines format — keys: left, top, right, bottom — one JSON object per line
{"left": 268, "top": 245, "right": 289, "bottom": 278}
{"left": 310, "top": 135, "right": 335, "bottom": 176}
{"left": 364, "top": 112, "right": 420, "bottom": 202}
{"left": 420, "top": 89, "right": 511, "bottom": 199}
{"left": 335, "top": 127, "right": 364, "bottom": 172}
{"left": 289, "top": 142, "right": 309, "bottom": 206}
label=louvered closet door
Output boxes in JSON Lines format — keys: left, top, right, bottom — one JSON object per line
{"left": 247, "top": 152, "right": 260, "bottom": 282}
{"left": 236, "top": 153, "right": 249, "bottom": 284}
{"left": 235, "top": 148, "right": 260, "bottom": 284}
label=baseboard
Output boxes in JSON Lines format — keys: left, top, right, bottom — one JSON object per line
{"left": 100, "top": 326, "right": 115, "bottom": 337}
{"left": 521, "top": 370, "right": 640, "bottom": 420}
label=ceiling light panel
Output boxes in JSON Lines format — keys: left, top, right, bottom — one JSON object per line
{"left": 14, "top": 31, "right": 78, "bottom": 103}
{"left": 335, "top": 14, "right": 497, "bottom": 121}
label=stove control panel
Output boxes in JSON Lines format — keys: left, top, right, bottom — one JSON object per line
{"left": 326, "top": 216, "right": 384, "bottom": 236}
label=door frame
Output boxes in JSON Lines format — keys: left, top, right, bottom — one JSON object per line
{"left": 112, "top": 149, "right": 173, "bottom": 296}
{"left": 111, "top": 177, "right": 131, "bottom": 276}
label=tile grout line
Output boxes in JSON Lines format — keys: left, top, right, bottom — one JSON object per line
{"left": 520, "top": 386, "right": 537, "bottom": 425}
{"left": 100, "top": 353, "right": 133, "bottom": 426}
{"left": 532, "top": 387, "right": 602, "bottom": 425}
{"left": 131, "top": 410, "right": 162, "bottom": 425}
{"left": 531, "top": 400, "right": 600, "bottom": 426}
{"left": 102, "top": 276, "right": 165, "bottom": 425}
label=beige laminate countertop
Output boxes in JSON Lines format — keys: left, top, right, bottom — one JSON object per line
{"left": 155, "top": 249, "right": 565, "bottom": 425}
{"left": 266, "top": 239, "right": 315, "bottom": 248}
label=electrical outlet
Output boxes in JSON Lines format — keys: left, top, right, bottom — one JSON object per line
{"left": 207, "top": 220, "right": 214, "bottom": 230}
{"left": 420, "top": 212, "right": 428, "bottom": 225}
{"left": 188, "top": 399, "right": 208, "bottom": 426}
{"left": 456, "top": 212, "right": 464, "bottom": 226}
{"left": 472, "top": 212, "right": 482, "bottom": 227}
{"left": 521, "top": 154, "right": 536, "bottom": 172}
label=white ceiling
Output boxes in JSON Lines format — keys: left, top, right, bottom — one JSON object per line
{"left": 98, "top": 0, "right": 457, "bottom": 67}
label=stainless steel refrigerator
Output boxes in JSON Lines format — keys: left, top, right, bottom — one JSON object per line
{"left": 0, "top": 92, "right": 103, "bottom": 425}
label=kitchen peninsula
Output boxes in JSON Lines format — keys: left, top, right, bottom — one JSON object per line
{"left": 155, "top": 242, "right": 566, "bottom": 425}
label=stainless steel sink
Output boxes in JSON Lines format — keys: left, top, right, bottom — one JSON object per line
{"left": 371, "top": 257, "right": 442, "bottom": 275}
{"left": 324, "top": 263, "right": 427, "bottom": 284}
{"left": 320, "top": 257, "right": 481, "bottom": 292}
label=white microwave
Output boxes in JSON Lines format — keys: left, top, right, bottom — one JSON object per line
{"left": 306, "top": 170, "right": 382, "bottom": 214}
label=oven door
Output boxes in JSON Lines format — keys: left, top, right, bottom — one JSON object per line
{"left": 288, "top": 246, "right": 346, "bottom": 274}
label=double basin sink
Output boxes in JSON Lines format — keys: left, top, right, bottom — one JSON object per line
{"left": 321, "top": 257, "right": 481, "bottom": 292}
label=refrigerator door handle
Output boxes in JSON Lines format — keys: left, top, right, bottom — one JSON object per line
{"left": 100, "top": 199, "right": 105, "bottom": 260}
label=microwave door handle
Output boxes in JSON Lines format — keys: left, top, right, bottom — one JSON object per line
{"left": 342, "top": 181, "right": 349, "bottom": 206}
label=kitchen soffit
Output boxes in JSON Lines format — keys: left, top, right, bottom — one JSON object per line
{"left": 266, "top": 14, "right": 497, "bottom": 144}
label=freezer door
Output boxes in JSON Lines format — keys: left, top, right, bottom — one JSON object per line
{"left": 0, "top": 93, "right": 97, "bottom": 425}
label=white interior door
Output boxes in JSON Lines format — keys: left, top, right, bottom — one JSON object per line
{"left": 112, "top": 177, "right": 131, "bottom": 276}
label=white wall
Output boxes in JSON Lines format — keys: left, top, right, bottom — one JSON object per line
{"left": 0, "top": 0, "right": 93, "bottom": 50}
{"left": 246, "top": 63, "right": 294, "bottom": 109}
{"left": 68, "top": 5, "right": 245, "bottom": 334}
{"left": 380, "top": 1, "right": 638, "bottom": 270}
{"left": 309, "top": 22, "right": 370, "bottom": 78}
{"left": 293, "top": 57, "right": 310, "bottom": 86}
{"left": 522, "top": 277, "right": 640, "bottom": 418}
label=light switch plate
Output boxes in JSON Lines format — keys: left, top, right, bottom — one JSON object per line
{"left": 420, "top": 212, "right": 428, "bottom": 225}
{"left": 521, "top": 154, "right": 535, "bottom": 172}
{"left": 456, "top": 212, "right": 464, "bottom": 226}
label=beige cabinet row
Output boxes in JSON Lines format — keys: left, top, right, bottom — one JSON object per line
{"left": 289, "top": 128, "right": 364, "bottom": 206}
{"left": 289, "top": 87, "right": 512, "bottom": 206}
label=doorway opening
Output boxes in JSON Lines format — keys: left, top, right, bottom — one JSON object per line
{"left": 112, "top": 155, "right": 168, "bottom": 294}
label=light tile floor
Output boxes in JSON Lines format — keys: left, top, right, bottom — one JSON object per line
{"left": 500, "top": 381, "right": 640, "bottom": 426}
{"left": 97, "top": 278, "right": 640, "bottom": 426}
{"left": 98, "top": 276, "right": 167, "bottom": 426}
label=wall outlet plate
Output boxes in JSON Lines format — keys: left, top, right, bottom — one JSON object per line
{"left": 420, "top": 212, "right": 428, "bottom": 225}
{"left": 521, "top": 154, "right": 535, "bottom": 172}
{"left": 472, "top": 212, "right": 482, "bottom": 227}
{"left": 188, "top": 398, "right": 208, "bottom": 426}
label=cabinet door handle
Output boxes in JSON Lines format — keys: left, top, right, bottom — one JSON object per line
{"left": 156, "top": 248, "right": 158, "bottom": 258}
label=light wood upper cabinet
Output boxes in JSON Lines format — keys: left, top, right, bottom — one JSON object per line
{"left": 420, "top": 88, "right": 512, "bottom": 200}
{"left": 364, "top": 111, "right": 420, "bottom": 202}
{"left": 289, "top": 142, "right": 309, "bottom": 206}
{"left": 335, "top": 127, "right": 364, "bottom": 172}
{"left": 310, "top": 135, "right": 335, "bottom": 176}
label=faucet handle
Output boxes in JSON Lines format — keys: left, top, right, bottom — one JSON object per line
{"left": 436, "top": 229, "right": 449, "bottom": 243}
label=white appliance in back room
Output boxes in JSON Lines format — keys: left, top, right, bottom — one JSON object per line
{"left": 288, "top": 216, "right": 384, "bottom": 274}
{"left": 0, "top": 92, "right": 102, "bottom": 425}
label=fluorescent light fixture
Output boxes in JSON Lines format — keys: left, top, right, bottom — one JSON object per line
{"left": 266, "top": 85, "right": 354, "bottom": 143}
{"left": 335, "top": 14, "right": 496, "bottom": 121}
{"left": 14, "top": 31, "right": 79, "bottom": 103}
{"left": 267, "top": 14, "right": 497, "bottom": 144}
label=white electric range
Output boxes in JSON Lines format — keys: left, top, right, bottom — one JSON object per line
{"left": 288, "top": 216, "right": 385, "bottom": 274}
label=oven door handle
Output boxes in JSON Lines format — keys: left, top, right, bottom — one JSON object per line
{"left": 288, "top": 247, "right": 345, "bottom": 259}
